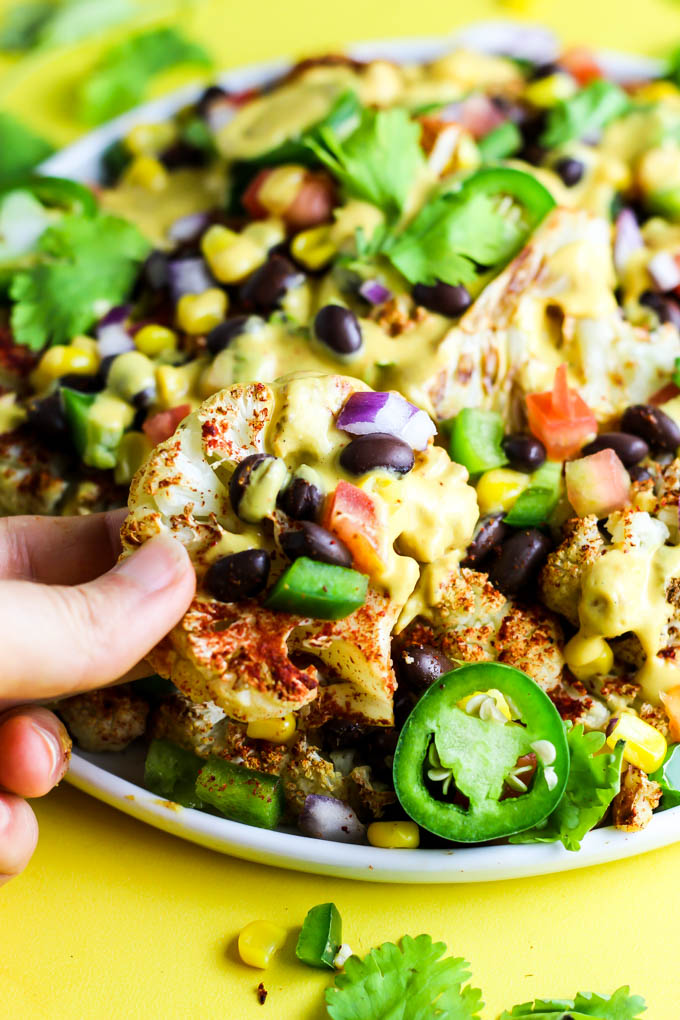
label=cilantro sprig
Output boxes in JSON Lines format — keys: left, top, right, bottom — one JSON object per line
{"left": 0, "top": 113, "right": 54, "bottom": 182}
{"left": 540, "top": 80, "right": 631, "bottom": 148}
{"left": 77, "top": 26, "right": 213, "bottom": 125}
{"left": 10, "top": 211, "right": 150, "bottom": 349}
{"left": 0, "top": 0, "right": 140, "bottom": 52}
{"left": 510, "top": 724, "right": 624, "bottom": 852}
{"left": 499, "top": 985, "right": 646, "bottom": 1019}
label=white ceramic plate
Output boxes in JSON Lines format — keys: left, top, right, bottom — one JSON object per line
{"left": 47, "top": 22, "right": 678, "bottom": 881}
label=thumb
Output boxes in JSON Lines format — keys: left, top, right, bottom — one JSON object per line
{"left": 0, "top": 535, "right": 195, "bottom": 703}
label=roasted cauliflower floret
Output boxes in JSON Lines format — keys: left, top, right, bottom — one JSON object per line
{"left": 121, "top": 374, "right": 478, "bottom": 724}
{"left": 0, "top": 432, "right": 68, "bottom": 515}
{"left": 57, "top": 685, "right": 148, "bottom": 752}
{"left": 612, "top": 764, "right": 662, "bottom": 832}
{"left": 150, "top": 693, "right": 226, "bottom": 757}
{"left": 399, "top": 559, "right": 605, "bottom": 727}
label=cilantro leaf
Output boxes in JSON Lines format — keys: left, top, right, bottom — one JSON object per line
{"left": 38, "top": 0, "right": 139, "bottom": 48}
{"left": 306, "top": 107, "right": 425, "bottom": 218}
{"left": 77, "top": 27, "right": 213, "bottom": 125}
{"left": 541, "top": 80, "right": 631, "bottom": 148}
{"left": 510, "top": 725, "right": 623, "bottom": 852}
{"left": 10, "top": 212, "right": 150, "bottom": 349}
{"left": 0, "top": 1, "right": 52, "bottom": 50}
{"left": 499, "top": 985, "right": 646, "bottom": 1020}
{"left": 325, "top": 934, "right": 483, "bottom": 1020}
{"left": 0, "top": 113, "right": 54, "bottom": 181}
{"left": 382, "top": 191, "right": 524, "bottom": 287}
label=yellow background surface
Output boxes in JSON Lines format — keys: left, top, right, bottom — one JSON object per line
{"left": 3, "top": 0, "right": 680, "bottom": 1017}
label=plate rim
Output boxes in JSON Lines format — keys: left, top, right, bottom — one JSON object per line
{"left": 46, "top": 21, "right": 676, "bottom": 881}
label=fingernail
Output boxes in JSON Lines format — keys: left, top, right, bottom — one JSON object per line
{"left": 30, "top": 723, "right": 65, "bottom": 782}
{"left": 0, "top": 798, "right": 11, "bottom": 833}
{"left": 114, "top": 535, "right": 188, "bottom": 594}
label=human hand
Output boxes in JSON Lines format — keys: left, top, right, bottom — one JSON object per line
{"left": 0, "top": 509, "right": 195, "bottom": 885}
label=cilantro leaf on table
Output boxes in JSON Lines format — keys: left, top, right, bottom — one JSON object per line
{"left": 499, "top": 985, "right": 646, "bottom": 1019}
{"left": 381, "top": 191, "right": 524, "bottom": 287}
{"left": 306, "top": 107, "right": 425, "bottom": 218}
{"left": 0, "top": 0, "right": 52, "bottom": 50}
{"left": 540, "top": 80, "right": 631, "bottom": 148}
{"left": 510, "top": 725, "right": 623, "bottom": 852}
{"left": 38, "top": 0, "right": 139, "bottom": 48}
{"left": 0, "top": 113, "right": 54, "bottom": 181}
{"left": 10, "top": 212, "right": 150, "bottom": 349}
{"left": 77, "top": 26, "right": 213, "bottom": 125}
{"left": 325, "top": 934, "right": 483, "bottom": 1020}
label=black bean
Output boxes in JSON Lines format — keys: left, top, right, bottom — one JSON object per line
{"left": 528, "top": 61, "right": 559, "bottom": 81}
{"left": 629, "top": 464, "right": 653, "bottom": 483}
{"left": 412, "top": 281, "right": 472, "bottom": 318}
{"left": 462, "top": 514, "right": 510, "bottom": 569}
{"left": 25, "top": 392, "right": 70, "bottom": 447}
{"left": 196, "top": 84, "right": 229, "bottom": 118}
{"left": 203, "top": 549, "right": 270, "bottom": 602}
{"left": 142, "top": 250, "right": 170, "bottom": 292}
{"left": 131, "top": 386, "right": 155, "bottom": 411}
{"left": 314, "top": 305, "right": 363, "bottom": 356}
{"left": 488, "top": 528, "right": 553, "bottom": 596}
{"left": 640, "top": 289, "right": 680, "bottom": 329}
{"left": 58, "top": 373, "right": 102, "bottom": 394}
{"left": 620, "top": 404, "right": 680, "bottom": 452}
{"left": 277, "top": 477, "right": 322, "bottom": 521}
{"left": 581, "top": 431, "right": 650, "bottom": 466}
{"left": 554, "top": 157, "right": 584, "bottom": 187}
{"left": 239, "top": 254, "right": 303, "bottom": 312}
{"left": 206, "top": 315, "right": 252, "bottom": 355}
{"left": 229, "top": 453, "right": 273, "bottom": 514}
{"left": 160, "top": 141, "right": 209, "bottom": 170}
{"left": 280, "top": 521, "right": 352, "bottom": 568}
{"left": 501, "top": 434, "right": 546, "bottom": 472}
{"left": 322, "top": 719, "right": 368, "bottom": 751}
{"left": 394, "top": 643, "right": 454, "bottom": 695}
{"left": 339, "top": 433, "right": 415, "bottom": 476}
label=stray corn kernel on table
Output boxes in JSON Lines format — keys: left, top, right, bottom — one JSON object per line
{"left": 4, "top": 0, "right": 680, "bottom": 1017}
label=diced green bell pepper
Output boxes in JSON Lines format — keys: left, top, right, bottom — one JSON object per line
{"left": 264, "top": 556, "right": 368, "bottom": 619}
{"left": 144, "top": 738, "right": 203, "bottom": 809}
{"left": 393, "top": 662, "right": 569, "bottom": 843}
{"left": 478, "top": 121, "right": 522, "bottom": 162}
{"left": 296, "top": 902, "right": 343, "bottom": 969}
{"left": 647, "top": 188, "right": 680, "bottom": 222}
{"left": 62, "top": 386, "right": 134, "bottom": 470}
{"left": 651, "top": 743, "right": 680, "bottom": 809}
{"left": 504, "top": 460, "right": 563, "bottom": 527}
{"left": 448, "top": 407, "right": 508, "bottom": 475}
{"left": 195, "top": 757, "right": 285, "bottom": 829}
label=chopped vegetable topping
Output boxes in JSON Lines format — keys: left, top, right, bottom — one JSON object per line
{"left": 540, "top": 79, "right": 630, "bottom": 148}
{"left": 526, "top": 365, "right": 597, "bottom": 460}
{"left": 296, "top": 902, "right": 342, "bottom": 970}
{"left": 264, "top": 556, "right": 369, "bottom": 619}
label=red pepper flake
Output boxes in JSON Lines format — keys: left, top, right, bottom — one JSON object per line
{"left": 256, "top": 982, "right": 268, "bottom": 1005}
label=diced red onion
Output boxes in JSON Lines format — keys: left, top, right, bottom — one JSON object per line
{"left": 358, "top": 279, "right": 392, "bottom": 305}
{"left": 96, "top": 305, "right": 134, "bottom": 357}
{"left": 168, "top": 256, "right": 215, "bottom": 303}
{"left": 336, "top": 391, "right": 436, "bottom": 451}
{"left": 459, "top": 94, "right": 506, "bottom": 139}
{"left": 298, "top": 795, "right": 366, "bottom": 844}
{"left": 648, "top": 251, "right": 680, "bottom": 293}
{"left": 613, "top": 209, "right": 643, "bottom": 275}
{"left": 167, "top": 211, "right": 211, "bottom": 244}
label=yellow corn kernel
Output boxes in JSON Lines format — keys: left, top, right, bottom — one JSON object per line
{"left": 155, "top": 361, "right": 202, "bottom": 408}
{"left": 31, "top": 342, "right": 99, "bottom": 390}
{"left": 176, "top": 288, "right": 227, "bottom": 334}
{"left": 636, "top": 81, "right": 680, "bottom": 104}
{"left": 134, "top": 324, "right": 178, "bottom": 357}
{"left": 290, "top": 226, "right": 337, "bottom": 270}
{"left": 237, "top": 921, "right": 287, "bottom": 969}
{"left": 208, "top": 236, "right": 265, "bottom": 284}
{"left": 70, "top": 335, "right": 99, "bottom": 360}
{"left": 367, "top": 821, "right": 420, "bottom": 849}
{"left": 606, "top": 713, "right": 667, "bottom": 773}
{"left": 200, "top": 224, "right": 239, "bottom": 260}
{"left": 246, "top": 714, "right": 296, "bottom": 744}
{"left": 243, "top": 218, "right": 286, "bottom": 251}
{"left": 458, "top": 688, "right": 512, "bottom": 720}
{"left": 524, "top": 72, "right": 577, "bottom": 108}
{"left": 123, "top": 155, "right": 169, "bottom": 192}
{"left": 564, "top": 634, "right": 614, "bottom": 680}
{"left": 475, "top": 468, "right": 530, "bottom": 515}
{"left": 124, "top": 121, "right": 177, "bottom": 156}
{"left": 258, "top": 165, "right": 306, "bottom": 214}
{"left": 114, "top": 430, "right": 153, "bottom": 485}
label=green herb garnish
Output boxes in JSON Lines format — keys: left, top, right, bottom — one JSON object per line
{"left": 0, "top": 113, "right": 53, "bottom": 182}
{"left": 541, "top": 80, "right": 631, "bottom": 148}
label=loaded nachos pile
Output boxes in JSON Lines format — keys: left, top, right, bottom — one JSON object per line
{"left": 6, "top": 34, "right": 680, "bottom": 851}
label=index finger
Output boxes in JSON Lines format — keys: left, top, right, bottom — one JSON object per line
{"left": 0, "top": 508, "right": 127, "bottom": 584}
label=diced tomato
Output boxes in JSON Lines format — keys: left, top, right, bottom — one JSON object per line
{"left": 227, "top": 86, "right": 260, "bottom": 107}
{"left": 242, "top": 167, "right": 335, "bottom": 229}
{"left": 661, "top": 685, "right": 680, "bottom": 743}
{"left": 559, "top": 47, "right": 602, "bottom": 85}
{"left": 526, "top": 364, "right": 597, "bottom": 460}
{"left": 323, "top": 480, "right": 385, "bottom": 576}
{"left": 142, "top": 404, "right": 191, "bottom": 446}
{"left": 649, "top": 382, "right": 680, "bottom": 406}
{"left": 565, "top": 448, "right": 631, "bottom": 517}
